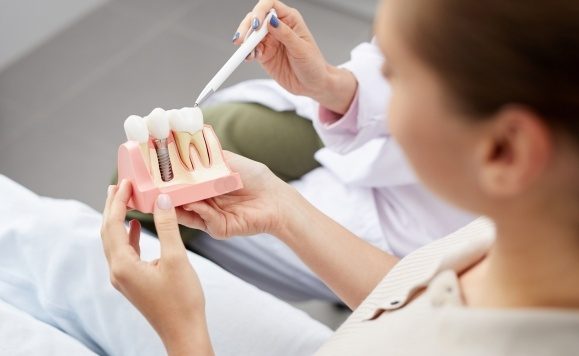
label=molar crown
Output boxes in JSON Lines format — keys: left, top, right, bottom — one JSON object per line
{"left": 124, "top": 115, "right": 149, "bottom": 143}
{"left": 178, "top": 107, "right": 204, "bottom": 133}
{"left": 146, "top": 107, "right": 171, "bottom": 139}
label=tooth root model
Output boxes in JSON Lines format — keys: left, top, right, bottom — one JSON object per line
{"left": 187, "top": 107, "right": 211, "bottom": 167}
{"left": 169, "top": 107, "right": 210, "bottom": 169}
{"left": 167, "top": 108, "right": 198, "bottom": 170}
{"left": 146, "top": 107, "right": 174, "bottom": 182}
{"left": 123, "top": 115, "right": 150, "bottom": 170}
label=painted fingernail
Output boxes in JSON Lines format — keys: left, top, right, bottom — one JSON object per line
{"left": 157, "top": 194, "right": 172, "bottom": 210}
{"left": 270, "top": 15, "right": 279, "bottom": 28}
{"left": 232, "top": 32, "right": 240, "bottom": 42}
{"left": 251, "top": 17, "right": 260, "bottom": 29}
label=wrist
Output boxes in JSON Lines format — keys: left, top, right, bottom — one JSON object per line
{"left": 162, "top": 315, "right": 214, "bottom": 356}
{"left": 272, "top": 185, "right": 315, "bottom": 246}
{"left": 311, "top": 65, "right": 358, "bottom": 115}
{"left": 269, "top": 181, "right": 300, "bottom": 239}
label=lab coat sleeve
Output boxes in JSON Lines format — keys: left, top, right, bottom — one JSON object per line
{"left": 312, "top": 39, "right": 418, "bottom": 187}
{"left": 312, "top": 39, "right": 391, "bottom": 154}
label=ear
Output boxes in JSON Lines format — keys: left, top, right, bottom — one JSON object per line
{"left": 476, "top": 106, "right": 553, "bottom": 197}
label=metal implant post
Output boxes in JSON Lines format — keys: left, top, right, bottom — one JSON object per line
{"left": 153, "top": 138, "right": 173, "bottom": 182}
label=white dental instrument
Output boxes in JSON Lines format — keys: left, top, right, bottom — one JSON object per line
{"left": 194, "top": 9, "right": 277, "bottom": 107}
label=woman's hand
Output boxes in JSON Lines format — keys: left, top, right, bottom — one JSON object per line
{"left": 176, "top": 151, "right": 298, "bottom": 239}
{"left": 234, "top": 0, "right": 357, "bottom": 114}
{"left": 101, "top": 180, "right": 214, "bottom": 356}
{"left": 177, "top": 152, "right": 399, "bottom": 310}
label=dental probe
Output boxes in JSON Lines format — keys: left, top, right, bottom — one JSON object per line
{"left": 194, "top": 9, "right": 277, "bottom": 107}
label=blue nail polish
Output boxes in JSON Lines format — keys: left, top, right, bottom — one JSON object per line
{"left": 232, "top": 32, "right": 240, "bottom": 42}
{"left": 252, "top": 17, "right": 260, "bottom": 29}
{"left": 270, "top": 15, "right": 279, "bottom": 28}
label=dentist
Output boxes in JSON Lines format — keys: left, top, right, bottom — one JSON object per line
{"left": 162, "top": 0, "right": 474, "bottom": 301}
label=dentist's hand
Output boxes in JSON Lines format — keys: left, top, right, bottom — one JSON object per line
{"left": 101, "top": 180, "right": 214, "bottom": 356}
{"left": 176, "top": 151, "right": 298, "bottom": 239}
{"left": 234, "top": 0, "right": 357, "bottom": 114}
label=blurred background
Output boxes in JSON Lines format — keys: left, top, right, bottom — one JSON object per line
{"left": 0, "top": 0, "right": 376, "bottom": 328}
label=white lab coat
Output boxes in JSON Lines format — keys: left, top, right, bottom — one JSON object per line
{"left": 204, "top": 40, "right": 475, "bottom": 258}
{"left": 188, "top": 40, "right": 475, "bottom": 302}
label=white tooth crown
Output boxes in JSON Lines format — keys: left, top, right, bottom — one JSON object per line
{"left": 146, "top": 107, "right": 170, "bottom": 139}
{"left": 124, "top": 115, "right": 149, "bottom": 143}
{"left": 178, "top": 107, "right": 204, "bottom": 133}
{"left": 167, "top": 109, "right": 201, "bottom": 134}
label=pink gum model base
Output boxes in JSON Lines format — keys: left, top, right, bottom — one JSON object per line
{"left": 117, "top": 125, "right": 243, "bottom": 213}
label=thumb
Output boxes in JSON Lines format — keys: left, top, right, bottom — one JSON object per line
{"left": 267, "top": 15, "right": 307, "bottom": 56}
{"left": 153, "top": 194, "right": 186, "bottom": 259}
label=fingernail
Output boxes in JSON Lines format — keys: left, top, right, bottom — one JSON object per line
{"left": 270, "top": 15, "right": 279, "bottom": 28}
{"left": 107, "top": 185, "right": 114, "bottom": 195}
{"left": 251, "top": 17, "right": 260, "bottom": 29}
{"left": 231, "top": 32, "right": 240, "bottom": 42}
{"left": 157, "top": 194, "right": 172, "bottom": 210}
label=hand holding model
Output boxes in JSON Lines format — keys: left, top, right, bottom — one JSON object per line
{"left": 234, "top": 0, "right": 358, "bottom": 114}
{"left": 102, "top": 154, "right": 316, "bottom": 356}
{"left": 176, "top": 151, "right": 301, "bottom": 240}
{"left": 101, "top": 181, "right": 214, "bottom": 356}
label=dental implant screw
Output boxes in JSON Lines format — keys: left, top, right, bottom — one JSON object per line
{"left": 153, "top": 138, "right": 174, "bottom": 182}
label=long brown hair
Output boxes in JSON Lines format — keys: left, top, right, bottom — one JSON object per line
{"left": 402, "top": 0, "right": 579, "bottom": 139}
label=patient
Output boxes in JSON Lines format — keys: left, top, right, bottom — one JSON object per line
{"left": 102, "top": 0, "right": 579, "bottom": 354}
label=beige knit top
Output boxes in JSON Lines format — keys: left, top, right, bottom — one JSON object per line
{"left": 316, "top": 218, "right": 579, "bottom": 356}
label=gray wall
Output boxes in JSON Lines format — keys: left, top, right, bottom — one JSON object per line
{"left": 0, "top": 0, "right": 109, "bottom": 71}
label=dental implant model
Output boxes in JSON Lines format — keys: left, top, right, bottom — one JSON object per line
{"left": 117, "top": 106, "right": 243, "bottom": 213}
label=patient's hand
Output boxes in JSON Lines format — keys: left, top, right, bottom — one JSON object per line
{"left": 101, "top": 180, "right": 214, "bottom": 356}
{"left": 176, "top": 151, "right": 298, "bottom": 239}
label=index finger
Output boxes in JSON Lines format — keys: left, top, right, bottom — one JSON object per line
{"left": 235, "top": 0, "right": 294, "bottom": 43}
{"left": 252, "top": 0, "right": 295, "bottom": 24}
{"left": 109, "top": 179, "right": 132, "bottom": 223}
{"left": 251, "top": 0, "right": 275, "bottom": 31}
{"left": 102, "top": 180, "right": 133, "bottom": 253}
{"left": 101, "top": 181, "right": 134, "bottom": 263}
{"left": 103, "top": 185, "right": 117, "bottom": 219}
